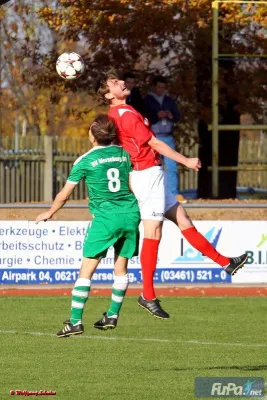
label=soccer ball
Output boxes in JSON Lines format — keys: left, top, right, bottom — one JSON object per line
{"left": 56, "top": 52, "right": 85, "bottom": 80}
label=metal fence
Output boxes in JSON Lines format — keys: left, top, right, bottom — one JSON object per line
{"left": 0, "top": 136, "right": 89, "bottom": 203}
{"left": 238, "top": 136, "right": 267, "bottom": 189}
{"left": 0, "top": 135, "right": 267, "bottom": 203}
{"left": 0, "top": 136, "right": 45, "bottom": 203}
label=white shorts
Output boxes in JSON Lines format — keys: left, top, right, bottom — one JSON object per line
{"left": 130, "top": 166, "right": 178, "bottom": 221}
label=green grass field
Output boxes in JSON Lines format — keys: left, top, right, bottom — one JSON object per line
{"left": 1, "top": 296, "right": 267, "bottom": 400}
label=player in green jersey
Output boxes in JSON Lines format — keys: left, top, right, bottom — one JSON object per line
{"left": 35, "top": 114, "right": 140, "bottom": 337}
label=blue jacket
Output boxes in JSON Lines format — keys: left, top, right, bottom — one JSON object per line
{"left": 144, "top": 93, "right": 180, "bottom": 135}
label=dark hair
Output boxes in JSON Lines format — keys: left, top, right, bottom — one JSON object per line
{"left": 152, "top": 75, "right": 167, "bottom": 86}
{"left": 123, "top": 72, "right": 136, "bottom": 80}
{"left": 94, "top": 70, "right": 119, "bottom": 105}
{"left": 90, "top": 114, "right": 119, "bottom": 146}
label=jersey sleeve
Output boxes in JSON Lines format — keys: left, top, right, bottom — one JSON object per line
{"left": 121, "top": 112, "right": 153, "bottom": 146}
{"left": 67, "top": 159, "right": 87, "bottom": 184}
{"left": 122, "top": 149, "right": 133, "bottom": 172}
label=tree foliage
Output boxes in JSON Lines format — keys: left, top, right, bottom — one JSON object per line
{"left": 1, "top": 0, "right": 267, "bottom": 139}
{"left": 38, "top": 1, "right": 267, "bottom": 120}
{"left": 0, "top": 0, "right": 97, "bottom": 137}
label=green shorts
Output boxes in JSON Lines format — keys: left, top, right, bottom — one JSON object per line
{"left": 83, "top": 212, "right": 140, "bottom": 259}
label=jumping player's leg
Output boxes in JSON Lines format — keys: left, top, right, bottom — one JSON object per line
{"left": 69, "top": 257, "right": 99, "bottom": 324}
{"left": 57, "top": 256, "right": 101, "bottom": 338}
{"left": 165, "top": 204, "right": 230, "bottom": 265}
{"left": 164, "top": 201, "right": 248, "bottom": 275}
{"left": 57, "top": 214, "right": 123, "bottom": 337}
{"left": 94, "top": 255, "right": 129, "bottom": 330}
{"left": 138, "top": 219, "right": 170, "bottom": 319}
{"left": 141, "top": 219, "right": 162, "bottom": 300}
{"left": 94, "top": 212, "right": 140, "bottom": 330}
{"left": 108, "top": 255, "right": 129, "bottom": 317}
{"left": 130, "top": 166, "right": 170, "bottom": 319}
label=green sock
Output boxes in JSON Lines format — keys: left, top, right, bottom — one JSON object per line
{"left": 70, "top": 278, "right": 91, "bottom": 325}
{"left": 107, "top": 274, "right": 129, "bottom": 318}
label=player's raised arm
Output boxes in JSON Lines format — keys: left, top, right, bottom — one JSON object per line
{"left": 35, "top": 182, "right": 77, "bottom": 224}
{"left": 122, "top": 113, "right": 201, "bottom": 171}
{"left": 147, "top": 135, "right": 201, "bottom": 171}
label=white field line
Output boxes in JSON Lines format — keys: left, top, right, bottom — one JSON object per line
{"left": 0, "top": 329, "right": 267, "bottom": 348}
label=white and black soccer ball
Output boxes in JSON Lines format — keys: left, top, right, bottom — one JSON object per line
{"left": 56, "top": 52, "right": 85, "bottom": 80}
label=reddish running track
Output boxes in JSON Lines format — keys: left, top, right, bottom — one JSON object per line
{"left": 1, "top": 287, "right": 267, "bottom": 296}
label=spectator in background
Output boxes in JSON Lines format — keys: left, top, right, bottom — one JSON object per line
{"left": 123, "top": 72, "right": 145, "bottom": 115}
{"left": 144, "top": 75, "right": 187, "bottom": 204}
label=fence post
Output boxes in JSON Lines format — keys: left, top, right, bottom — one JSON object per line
{"left": 44, "top": 135, "right": 53, "bottom": 202}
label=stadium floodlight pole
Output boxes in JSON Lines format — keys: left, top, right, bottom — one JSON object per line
{"left": 212, "top": 1, "right": 219, "bottom": 198}
{"left": 211, "top": 0, "right": 267, "bottom": 197}
{"left": 0, "top": 16, "right": 2, "bottom": 144}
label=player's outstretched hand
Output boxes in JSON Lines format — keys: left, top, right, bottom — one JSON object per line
{"left": 35, "top": 212, "right": 52, "bottom": 224}
{"left": 186, "top": 157, "right": 202, "bottom": 171}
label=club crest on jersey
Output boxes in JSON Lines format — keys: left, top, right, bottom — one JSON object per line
{"left": 144, "top": 118, "right": 149, "bottom": 126}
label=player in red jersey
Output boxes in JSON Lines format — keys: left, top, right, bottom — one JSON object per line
{"left": 96, "top": 72, "right": 248, "bottom": 319}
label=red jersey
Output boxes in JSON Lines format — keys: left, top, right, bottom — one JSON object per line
{"left": 108, "top": 104, "right": 161, "bottom": 171}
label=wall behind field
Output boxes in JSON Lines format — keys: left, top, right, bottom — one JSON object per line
{"left": 0, "top": 220, "right": 266, "bottom": 285}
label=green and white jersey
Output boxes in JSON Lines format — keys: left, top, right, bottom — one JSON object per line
{"left": 67, "top": 145, "right": 139, "bottom": 216}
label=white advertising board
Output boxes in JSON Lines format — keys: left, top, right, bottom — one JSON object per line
{"left": 0, "top": 220, "right": 261, "bottom": 284}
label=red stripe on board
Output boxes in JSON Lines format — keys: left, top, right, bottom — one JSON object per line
{"left": 1, "top": 287, "right": 267, "bottom": 297}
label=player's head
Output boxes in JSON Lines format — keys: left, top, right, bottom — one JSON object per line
{"left": 152, "top": 75, "right": 167, "bottom": 96}
{"left": 89, "top": 114, "right": 118, "bottom": 146}
{"left": 123, "top": 72, "right": 136, "bottom": 91}
{"left": 95, "top": 71, "right": 130, "bottom": 105}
